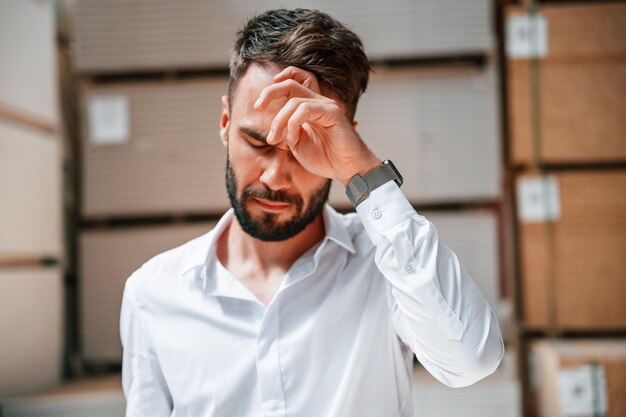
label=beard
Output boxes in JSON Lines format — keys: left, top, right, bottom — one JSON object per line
{"left": 225, "top": 155, "right": 331, "bottom": 242}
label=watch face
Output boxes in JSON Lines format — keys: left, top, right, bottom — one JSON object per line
{"left": 383, "top": 160, "right": 403, "bottom": 185}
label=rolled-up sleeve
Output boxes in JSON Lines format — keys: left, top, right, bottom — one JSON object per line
{"left": 120, "top": 275, "right": 173, "bottom": 416}
{"left": 356, "top": 181, "right": 505, "bottom": 388}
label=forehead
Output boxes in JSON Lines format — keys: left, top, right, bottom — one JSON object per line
{"left": 230, "top": 62, "right": 286, "bottom": 120}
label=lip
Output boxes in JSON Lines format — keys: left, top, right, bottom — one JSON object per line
{"left": 252, "top": 197, "right": 291, "bottom": 213}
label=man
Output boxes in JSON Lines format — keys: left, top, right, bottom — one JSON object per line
{"left": 120, "top": 8, "right": 504, "bottom": 417}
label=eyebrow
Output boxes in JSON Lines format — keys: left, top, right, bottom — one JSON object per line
{"left": 240, "top": 127, "right": 268, "bottom": 144}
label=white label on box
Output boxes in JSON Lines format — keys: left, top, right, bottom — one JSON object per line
{"left": 517, "top": 176, "right": 560, "bottom": 222}
{"left": 88, "top": 95, "right": 129, "bottom": 144}
{"left": 558, "top": 365, "right": 608, "bottom": 416}
{"left": 506, "top": 14, "right": 548, "bottom": 58}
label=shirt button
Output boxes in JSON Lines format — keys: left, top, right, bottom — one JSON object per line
{"left": 405, "top": 264, "right": 415, "bottom": 273}
{"left": 372, "top": 210, "right": 382, "bottom": 219}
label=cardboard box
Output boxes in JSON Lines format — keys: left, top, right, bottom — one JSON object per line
{"left": 506, "top": 3, "right": 626, "bottom": 165}
{"left": 531, "top": 339, "right": 626, "bottom": 417}
{"left": 0, "top": 267, "right": 63, "bottom": 398}
{"left": 81, "top": 79, "right": 230, "bottom": 217}
{"left": 79, "top": 223, "right": 214, "bottom": 362}
{"left": 0, "top": 122, "right": 62, "bottom": 258}
{"left": 329, "top": 65, "right": 501, "bottom": 207}
{"left": 0, "top": 374, "right": 124, "bottom": 417}
{"left": 517, "top": 171, "right": 626, "bottom": 331}
{"left": 0, "top": 0, "right": 58, "bottom": 126}
{"left": 73, "top": 0, "right": 493, "bottom": 73}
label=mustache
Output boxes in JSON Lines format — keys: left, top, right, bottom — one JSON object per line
{"left": 241, "top": 186, "right": 303, "bottom": 208}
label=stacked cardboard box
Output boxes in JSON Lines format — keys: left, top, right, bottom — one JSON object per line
{"left": 73, "top": 0, "right": 493, "bottom": 73}
{"left": 517, "top": 171, "right": 626, "bottom": 332}
{"left": 507, "top": 3, "right": 626, "bottom": 165}
{"left": 0, "top": 123, "right": 62, "bottom": 257}
{"left": 0, "top": 268, "right": 63, "bottom": 399}
{"left": 530, "top": 340, "right": 626, "bottom": 417}
{"left": 505, "top": 3, "right": 626, "bottom": 416}
{"left": 0, "top": 0, "right": 58, "bottom": 127}
{"left": 0, "top": 0, "right": 64, "bottom": 399}
{"left": 506, "top": 2, "right": 626, "bottom": 333}
{"left": 0, "top": 374, "right": 125, "bottom": 417}
{"left": 80, "top": 79, "right": 230, "bottom": 217}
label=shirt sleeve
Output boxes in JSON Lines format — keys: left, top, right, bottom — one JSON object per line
{"left": 356, "top": 180, "right": 505, "bottom": 388}
{"left": 120, "top": 277, "right": 173, "bottom": 416}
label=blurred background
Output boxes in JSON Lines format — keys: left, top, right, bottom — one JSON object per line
{"left": 0, "top": 0, "right": 624, "bottom": 416}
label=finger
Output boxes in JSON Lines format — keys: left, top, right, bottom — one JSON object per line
{"left": 269, "top": 98, "right": 334, "bottom": 146}
{"left": 286, "top": 101, "right": 335, "bottom": 148}
{"left": 285, "top": 104, "right": 313, "bottom": 151}
{"left": 273, "top": 66, "right": 321, "bottom": 93}
{"left": 269, "top": 97, "right": 340, "bottom": 146}
{"left": 267, "top": 97, "right": 313, "bottom": 145}
{"left": 255, "top": 78, "right": 324, "bottom": 111}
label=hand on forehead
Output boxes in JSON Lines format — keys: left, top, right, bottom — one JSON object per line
{"left": 234, "top": 63, "right": 373, "bottom": 184}
{"left": 254, "top": 66, "right": 350, "bottom": 148}
{"left": 254, "top": 66, "right": 322, "bottom": 110}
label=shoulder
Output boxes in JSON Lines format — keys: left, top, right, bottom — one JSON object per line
{"left": 123, "top": 227, "right": 215, "bottom": 300}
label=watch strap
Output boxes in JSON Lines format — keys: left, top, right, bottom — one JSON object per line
{"left": 345, "top": 160, "right": 403, "bottom": 207}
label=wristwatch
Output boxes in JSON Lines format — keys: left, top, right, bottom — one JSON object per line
{"left": 345, "top": 160, "right": 403, "bottom": 207}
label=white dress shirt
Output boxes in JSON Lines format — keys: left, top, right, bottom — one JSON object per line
{"left": 120, "top": 181, "right": 504, "bottom": 417}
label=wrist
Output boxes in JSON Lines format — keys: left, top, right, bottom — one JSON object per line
{"left": 344, "top": 159, "right": 404, "bottom": 207}
{"left": 339, "top": 156, "right": 381, "bottom": 187}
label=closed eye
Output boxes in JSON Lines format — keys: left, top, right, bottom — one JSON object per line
{"left": 240, "top": 127, "right": 273, "bottom": 150}
{"left": 242, "top": 135, "right": 269, "bottom": 149}
{"left": 249, "top": 141, "right": 271, "bottom": 149}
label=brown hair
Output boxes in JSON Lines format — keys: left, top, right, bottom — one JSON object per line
{"left": 228, "top": 9, "right": 371, "bottom": 120}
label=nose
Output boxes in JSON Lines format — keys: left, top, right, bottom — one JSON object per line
{"left": 259, "top": 149, "right": 292, "bottom": 191}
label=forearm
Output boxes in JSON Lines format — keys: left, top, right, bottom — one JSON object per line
{"left": 356, "top": 180, "right": 505, "bottom": 387}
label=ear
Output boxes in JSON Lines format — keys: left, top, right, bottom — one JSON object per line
{"left": 351, "top": 120, "right": 358, "bottom": 129}
{"left": 219, "top": 95, "right": 230, "bottom": 147}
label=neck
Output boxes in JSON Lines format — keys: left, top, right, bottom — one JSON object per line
{"left": 217, "top": 211, "right": 326, "bottom": 275}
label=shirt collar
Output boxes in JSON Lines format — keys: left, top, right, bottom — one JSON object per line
{"left": 322, "top": 204, "right": 357, "bottom": 255}
{"left": 180, "top": 208, "right": 234, "bottom": 277}
{"left": 180, "top": 204, "right": 356, "bottom": 277}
